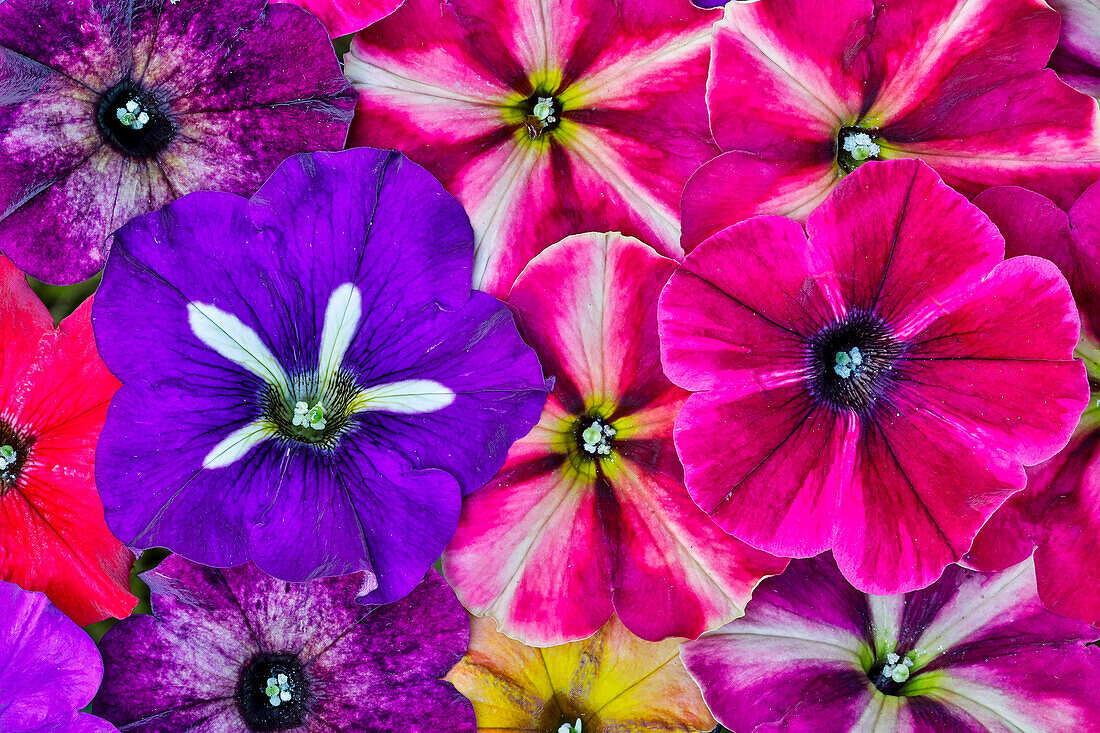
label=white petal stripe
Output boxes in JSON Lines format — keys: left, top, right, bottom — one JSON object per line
{"left": 203, "top": 420, "right": 278, "bottom": 469}
{"left": 318, "top": 283, "right": 363, "bottom": 390}
{"left": 188, "top": 302, "right": 289, "bottom": 392}
{"left": 349, "top": 379, "right": 456, "bottom": 414}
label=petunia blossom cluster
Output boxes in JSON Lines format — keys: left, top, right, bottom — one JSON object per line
{"left": 2, "top": 0, "right": 1100, "bottom": 730}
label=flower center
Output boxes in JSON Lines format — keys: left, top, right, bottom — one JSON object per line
{"left": 837, "top": 126, "right": 882, "bottom": 172}
{"left": 96, "top": 79, "right": 175, "bottom": 158}
{"left": 263, "top": 370, "right": 361, "bottom": 447}
{"left": 522, "top": 93, "right": 560, "bottom": 140}
{"left": 807, "top": 310, "right": 903, "bottom": 415}
{"left": 558, "top": 718, "right": 583, "bottom": 733}
{"left": 236, "top": 654, "right": 309, "bottom": 732}
{"left": 575, "top": 415, "right": 615, "bottom": 458}
{"left": 868, "top": 651, "right": 916, "bottom": 696}
{"left": 0, "top": 421, "right": 31, "bottom": 495}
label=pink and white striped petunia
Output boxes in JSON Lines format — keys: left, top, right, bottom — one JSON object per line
{"left": 966, "top": 181, "right": 1100, "bottom": 626}
{"left": 659, "top": 159, "right": 1088, "bottom": 595}
{"left": 681, "top": 554, "right": 1100, "bottom": 733}
{"left": 443, "top": 232, "right": 787, "bottom": 645}
{"left": 682, "top": 0, "right": 1100, "bottom": 249}
{"left": 343, "top": 0, "right": 720, "bottom": 297}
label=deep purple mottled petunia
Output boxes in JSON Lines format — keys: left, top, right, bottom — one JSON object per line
{"left": 682, "top": 0, "right": 1100, "bottom": 249}
{"left": 91, "top": 147, "right": 547, "bottom": 605}
{"left": 0, "top": 580, "right": 116, "bottom": 733}
{"left": 0, "top": 0, "right": 355, "bottom": 285}
{"left": 658, "top": 159, "right": 1088, "bottom": 595}
{"left": 681, "top": 554, "right": 1100, "bottom": 733}
{"left": 1049, "top": 0, "right": 1100, "bottom": 97}
{"left": 965, "top": 181, "right": 1100, "bottom": 626}
{"left": 94, "top": 556, "right": 474, "bottom": 732}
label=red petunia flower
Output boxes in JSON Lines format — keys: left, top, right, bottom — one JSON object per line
{"left": 0, "top": 256, "right": 135, "bottom": 625}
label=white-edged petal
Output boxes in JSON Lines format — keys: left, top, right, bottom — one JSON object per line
{"left": 188, "top": 302, "right": 289, "bottom": 392}
{"left": 203, "top": 421, "right": 278, "bottom": 469}
{"left": 318, "top": 283, "right": 363, "bottom": 390}
{"left": 349, "top": 379, "right": 456, "bottom": 414}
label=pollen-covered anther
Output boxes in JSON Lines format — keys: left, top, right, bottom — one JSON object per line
{"left": 115, "top": 98, "right": 151, "bottom": 130}
{"left": 264, "top": 672, "right": 293, "bottom": 707}
{"left": 0, "top": 445, "right": 15, "bottom": 469}
{"left": 833, "top": 347, "right": 864, "bottom": 379}
{"left": 558, "top": 719, "right": 583, "bottom": 733}
{"left": 581, "top": 420, "right": 615, "bottom": 456}
{"left": 880, "top": 652, "right": 914, "bottom": 684}
{"left": 292, "top": 401, "right": 327, "bottom": 431}
{"left": 842, "top": 132, "right": 879, "bottom": 162}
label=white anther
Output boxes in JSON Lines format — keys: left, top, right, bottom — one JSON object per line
{"left": 842, "top": 132, "right": 880, "bottom": 162}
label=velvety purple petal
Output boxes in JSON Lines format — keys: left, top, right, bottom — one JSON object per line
{"left": 0, "top": 582, "right": 111, "bottom": 733}
{"left": 307, "top": 571, "right": 475, "bottom": 731}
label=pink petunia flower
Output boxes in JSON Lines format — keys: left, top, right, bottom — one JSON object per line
{"left": 683, "top": 0, "right": 1100, "bottom": 249}
{"left": 658, "top": 159, "right": 1088, "bottom": 595}
{"left": 966, "top": 180, "right": 1100, "bottom": 626}
{"left": 443, "top": 233, "right": 786, "bottom": 645}
{"left": 343, "top": 0, "right": 720, "bottom": 297}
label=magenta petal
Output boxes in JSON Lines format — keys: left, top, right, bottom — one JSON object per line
{"left": 807, "top": 160, "right": 1004, "bottom": 328}
{"left": 1049, "top": 0, "right": 1100, "bottom": 97}
{"left": 277, "top": 0, "right": 403, "bottom": 37}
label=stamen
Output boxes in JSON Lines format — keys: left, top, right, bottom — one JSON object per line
{"left": 558, "top": 719, "right": 582, "bottom": 733}
{"left": 292, "top": 401, "right": 327, "bottom": 431}
{"left": 115, "top": 97, "right": 151, "bottom": 130}
{"left": 842, "top": 132, "right": 879, "bottom": 162}
{"left": 525, "top": 96, "right": 558, "bottom": 140}
{"left": 0, "top": 445, "right": 15, "bottom": 469}
{"left": 264, "top": 673, "right": 293, "bottom": 707}
{"left": 581, "top": 419, "right": 615, "bottom": 456}
{"left": 879, "top": 652, "right": 915, "bottom": 685}
{"left": 833, "top": 347, "right": 863, "bottom": 379}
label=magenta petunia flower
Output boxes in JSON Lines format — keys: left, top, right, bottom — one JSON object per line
{"left": 278, "top": 0, "right": 403, "bottom": 37}
{"left": 443, "top": 233, "right": 786, "bottom": 645}
{"left": 1049, "top": 0, "right": 1100, "bottom": 97}
{"left": 965, "top": 181, "right": 1100, "bottom": 626}
{"left": 682, "top": 0, "right": 1100, "bottom": 249}
{"left": 658, "top": 159, "right": 1087, "bottom": 595}
{"left": 343, "top": 0, "right": 720, "bottom": 296}
{"left": 92, "top": 148, "right": 546, "bottom": 605}
{"left": 0, "top": 580, "right": 116, "bottom": 733}
{"left": 681, "top": 554, "right": 1100, "bottom": 733}
{"left": 94, "top": 556, "right": 474, "bottom": 732}
{"left": 0, "top": 0, "right": 355, "bottom": 285}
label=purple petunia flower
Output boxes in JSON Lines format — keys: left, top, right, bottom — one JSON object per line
{"left": 0, "top": 580, "right": 116, "bottom": 733}
{"left": 681, "top": 554, "right": 1100, "bottom": 732}
{"left": 658, "top": 159, "right": 1088, "bottom": 595}
{"left": 0, "top": 0, "right": 355, "bottom": 285}
{"left": 94, "top": 556, "right": 475, "bottom": 732}
{"left": 91, "top": 147, "right": 547, "bottom": 605}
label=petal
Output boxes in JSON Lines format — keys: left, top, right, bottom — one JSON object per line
{"left": 544, "top": 617, "right": 715, "bottom": 731}
{"left": 680, "top": 149, "right": 839, "bottom": 250}
{"left": 445, "top": 615, "right": 562, "bottom": 730}
{"left": 443, "top": 453, "right": 616, "bottom": 646}
{"left": 608, "top": 452, "right": 788, "bottom": 641}
{"left": 507, "top": 232, "right": 679, "bottom": 413}
{"left": 680, "top": 555, "right": 877, "bottom": 733}
{"left": 0, "top": 582, "right": 106, "bottom": 728}
{"left": 306, "top": 572, "right": 475, "bottom": 730}
{"left": 674, "top": 387, "right": 853, "bottom": 558}
{"left": 659, "top": 215, "right": 837, "bottom": 393}
{"left": 1049, "top": 0, "right": 1100, "bottom": 97}
{"left": 276, "top": 0, "right": 402, "bottom": 37}
{"left": 806, "top": 159, "right": 1004, "bottom": 327}
{"left": 0, "top": 278, "right": 134, "bottom": 626}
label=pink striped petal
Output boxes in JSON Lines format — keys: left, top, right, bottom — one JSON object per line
{"left": 1050, "top": 0, "right": 1100, "bottom": 97}
{"left": 277, "top": 0, "right": 402, "bottom": 37}
{"left": 346, "top": 0, "right": 718, "bottom": 296}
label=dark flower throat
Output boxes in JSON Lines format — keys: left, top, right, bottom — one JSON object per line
{"left": 807, "top": 310, "right": 903, "bottom": 416}
{"left": 236, "top": 653, "right": 309, "bottom": 731}
{"left": 96, "top": 79, "right": 175, "bottom": 158}
{"left": 0, "top": 420, "right": 32, "bottom": 495}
